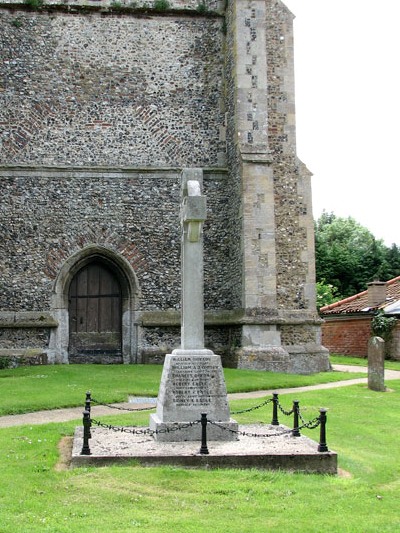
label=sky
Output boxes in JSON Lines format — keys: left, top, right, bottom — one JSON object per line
{"left": 282, "top": 0, "right": 400, "bottom": 246}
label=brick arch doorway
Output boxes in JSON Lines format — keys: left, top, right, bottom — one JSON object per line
{"left": 68, "top": 261, "right": 123, "bottom": 363}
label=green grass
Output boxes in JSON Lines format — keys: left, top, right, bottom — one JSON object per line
{"left": 0, "top": 364, "right": 367, "bottom": 416}
{"left": 1, "top": 380, "right": 400, "bottom": 532}
{"left": 330, "top": 353, "right": 400, "bottom": 370}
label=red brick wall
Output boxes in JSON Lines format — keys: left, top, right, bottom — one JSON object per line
{"left": 321, "top": 317, "right": 372, "bottom": 357}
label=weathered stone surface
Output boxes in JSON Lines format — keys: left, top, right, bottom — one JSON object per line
{"left": 150, "top": 353, "right": 237, "bottom": 441}
{"left": 0, "top": 312, "right": 58, "bottom": 328}
{"left": 0, "top": 348, "right": 48, "bottom": 368}
{"left": 72, "top": 424, "right": 338, "bottom": 474}
{"left": 368, "top": 336, "right": 385, "bottom": 391}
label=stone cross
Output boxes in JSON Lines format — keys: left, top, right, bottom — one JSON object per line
{"left": 149, "top": 168, "right": 237, "bottom": 441}
{"left": 175, "top": 169, "right": 210, "bottom": 354}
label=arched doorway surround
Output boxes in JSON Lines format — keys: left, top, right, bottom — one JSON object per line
{"left": 48, "top": 245, "right": 140, "bottom": 364}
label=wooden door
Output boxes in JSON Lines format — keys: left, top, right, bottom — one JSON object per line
{"left": 68, "top": 262, "right": 122, "bottom": 363}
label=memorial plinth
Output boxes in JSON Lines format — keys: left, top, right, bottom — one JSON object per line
{"left": 150, "top": 169, "right": 238, "bottom": 441}
{"left": 149, "top": 352, "right": 238, "bottom": 441}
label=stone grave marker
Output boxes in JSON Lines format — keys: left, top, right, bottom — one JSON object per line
{"left": 368, "top": 336, "right": 386, "bottom": 392}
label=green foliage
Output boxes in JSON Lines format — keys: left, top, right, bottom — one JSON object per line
{"left": 153, "top": 0, "right": 170, "bottom": 10}
{"left": 315, "top": 211, "right": 400, "bottom": 299}
{"left": 381, "top": 242, "right": 400, "bottom": 279}
{"left": 371, "top": 310, "right": 397, "bottom": 340}
{"left": 0, "top": 357, "right": 11, "bottom": 370}
{"left": 24, "top": 0, "right": 44, "bottom": 10}
{"left": 316, "top": 279, "right": 339, "bottom": 309}
{"left": 110, "top": 0, "right": 123, "bottom": 9}
{"left": 10, "top": 18, "right": 23, "bottom": 28}
{"left": 196, "top": 1, "right": 208, "bottom": 12}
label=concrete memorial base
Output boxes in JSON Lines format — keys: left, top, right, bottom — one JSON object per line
{"left": 71, "top": 424, "right": 337, "bottom": 474}
{"left": 149, "top": 351, "right": 238, "bottom": 442}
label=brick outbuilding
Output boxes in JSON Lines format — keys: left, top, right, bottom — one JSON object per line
{"left": 320, "top": 278, "right": 400, "bottom": 360}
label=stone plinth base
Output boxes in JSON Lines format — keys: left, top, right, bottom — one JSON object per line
{"left": 285, "top": 344, "right": 331, "bottom": 375}
{"left": 150, "top": 352, "right": 237, "bottom": 442}
{"left": 237, "top": 345, "right": 330, "bottom": 375}
{"left": 237, "top": 346, "right": 290, "bottom": 372}
{"left": 71, "top": 425, "right": 338, "bottom": 474}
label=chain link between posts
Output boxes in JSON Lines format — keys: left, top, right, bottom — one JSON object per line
{"left": 230, "top": 398, "right": 273, "bottom": 415}
{"left": 88, "top": 413, "right": 321, "bottom": 440}
{"left": 90, "top": 418, "right": 201, "bottom": 436}
{"left": 90, "top": 398, "right": 156, "bottom": 412}
{"left": 85, "top": 395, "right": 322, "bottom": 439}
{"left": 209, "top": 417, "right": 321, "bottom": 438}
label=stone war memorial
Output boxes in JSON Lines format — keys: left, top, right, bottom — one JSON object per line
{"left": 71, "top": 166, "right": 336, "bottom": 473}
{"left": 149, "top": 169, "right": 238, "bottom": 441}
{"left": 0, "top": 0, "right": 330, "bottom": 375}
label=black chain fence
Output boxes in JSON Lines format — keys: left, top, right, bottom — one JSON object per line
{"left": 80, "top": 391, "right": 329, "bottom": 456}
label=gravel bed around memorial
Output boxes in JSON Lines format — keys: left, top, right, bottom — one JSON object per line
{"left": 72, "top": 424, "right": 324, "bottom": 458}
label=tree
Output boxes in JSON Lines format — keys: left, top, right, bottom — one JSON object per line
{"left": 315, "top": 212, "right": 399, "bottom": 300}
{"left": 316, "top": 279, "right": 339, "bottom": 309}
{"left": 382, "top": 244, "right": 400, "bottom": 280}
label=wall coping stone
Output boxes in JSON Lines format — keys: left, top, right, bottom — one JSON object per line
{"left": 0, "top": 312, "right": 58, "bottom": 328}
{"left": 140, "top": 309, "right": 323, "bottom": 327}
{"left": 0, "top": 348, "right": 47, "bottom": 356}
{"left": 0, "top": 0, "right": 225, "bottom": 16}
{"left": 0, "top": 165, "right": 228, "bottom": 179}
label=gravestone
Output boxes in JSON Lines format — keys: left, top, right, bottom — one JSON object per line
{"left": 368, "top": 336, "right": 386, "bottom": 392}
{"left": 149, "top": 169, "right": 238, "bottom": 441}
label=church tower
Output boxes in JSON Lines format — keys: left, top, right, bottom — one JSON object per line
{"left": 0, "top": 0, "right": 329, "bottom": 373}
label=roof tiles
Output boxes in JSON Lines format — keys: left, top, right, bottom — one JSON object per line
{"left": 320, "top": 276, "right": 400, "bottom": 315}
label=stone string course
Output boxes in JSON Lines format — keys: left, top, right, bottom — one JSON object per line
{"left": 1, "top": 0, "right": 224, "bottom": 10}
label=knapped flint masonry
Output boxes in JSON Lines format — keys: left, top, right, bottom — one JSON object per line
{"left": 0, "top": 0, "right": 329, "bottom": 374}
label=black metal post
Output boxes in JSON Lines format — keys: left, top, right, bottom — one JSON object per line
{"left": 318, "top": 408, "right": 329, "bottom": 452}
{"left": 85, "top": 391, "right": 91, "bottom": 413}
{"left": 271, "top": 393, "right": 279, "bottom": 426}
{"left": 81, "top": 410, "right": 92, "bottom": 456}
{"left": 199, "top": 413, "right": 209, "bottom": 455}
{"left": 85, "top": 391, "right": 92, "bottom": 438}
{"left": 292, "top": 400, "right": 301, "bottom": 437}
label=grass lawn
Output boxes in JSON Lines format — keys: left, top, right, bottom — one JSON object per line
{"left": 0, "top": 363, "right": 368, "bottom": 416}
{"left": 1, "top": 378, "right": 400, "bottom": 532}
{"left": 330, "top": 353, "right": 400, "bottom": 371}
